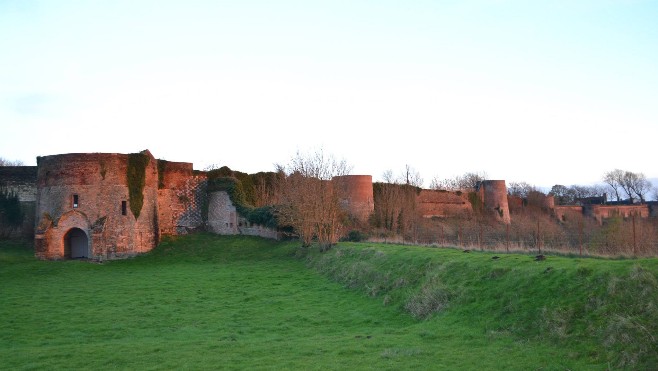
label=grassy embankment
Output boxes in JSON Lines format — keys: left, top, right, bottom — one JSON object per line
{"left": 1, "top": 234, "right": 656, "bottom": 369}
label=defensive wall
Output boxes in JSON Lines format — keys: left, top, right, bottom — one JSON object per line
{"left": 416, "top": 189, "right": 471, "bottom": 219}
{"left": 0, "top": 166, "right": 38, "bottom": 238}
{"left": 0, "top": 150, "right": 519, "bottom": 260}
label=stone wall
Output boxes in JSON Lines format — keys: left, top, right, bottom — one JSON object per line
{"left": 207, "top": 191, "right": 238, "bottom": 235}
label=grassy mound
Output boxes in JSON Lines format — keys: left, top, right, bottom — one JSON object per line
{"left": 306, "top": 243, "right": 658, "bottom": 368}
{"left": 1, "top": 235, "right": 656, "bottom": 369}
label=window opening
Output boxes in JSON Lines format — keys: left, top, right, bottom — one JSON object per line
{"left": 73, "top": 194, "right": 79, "bottom": 208}
{"left": 121, "top": 201, "right": 127, "bottom": 216}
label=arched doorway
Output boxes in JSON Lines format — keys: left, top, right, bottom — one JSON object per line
{"left": 64, "top": 228, "right": 89, "bottom": 259}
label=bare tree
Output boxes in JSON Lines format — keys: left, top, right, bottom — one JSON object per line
{"left": 603, "top": 169, "right": 624, "bottom": 202}
{"left": 276, "top": 149, "right": 352, "bottom": 249}
{"left": 400, "top": 164, "right": 424, "bottom": 187}
{"left": 430, "top": 171, "right": 487, "bottom": 191}
{"left": 623, "top": 171, "right": 651, "bottom": 203}
{"left": 0, "top": 157, "right": 25, "bottom": 166}
{"left": 507, "top": 181, "right": 537, "bottom": 198}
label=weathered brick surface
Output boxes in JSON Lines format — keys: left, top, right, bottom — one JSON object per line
{"left": 0, "top": 166, "right": 37, "bottom": 237}
{"left": 35, "top": 152, "right": 159, "bottom": 260}
{"left": 333, "top": 175, "right": 374, "bottom": 222}
{"left": 479, "top": 180, "right": 511, "bottom": 224}
{"left": 416, "top": 189, "right": 472, "bottom": 218}
{"left": 157, "top": 161, "right": 207, "bottom": 235}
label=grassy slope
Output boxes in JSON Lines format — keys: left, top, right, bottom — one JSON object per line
{"left": 0, "top": 235, "right": 655, "bottom": 370}
{"left": 307, "top": 242, "right": 658, "bottom": 369}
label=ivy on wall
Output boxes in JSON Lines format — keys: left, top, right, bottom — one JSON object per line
{"left": 0, "top": 189, "right": 22, "bottom": 227}
{"left": 127, "top": 152, "right": 150, "bottom": 219}
{"left": 157, "top": 159, "right": 168, "bottom": 189}
{"left": 207, "top": 175, "right": 277, "bottom": 228}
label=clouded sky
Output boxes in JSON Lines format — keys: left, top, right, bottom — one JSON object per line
{"left": 1, "top": 0, "right": 657, "bottom": 188}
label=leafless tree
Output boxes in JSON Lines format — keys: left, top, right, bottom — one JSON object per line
{"left": 0, "top": 157, "right": 24, "bottom": 166}
{"left": 605, "top": 169, "right": 651, "bottom": 203}
{"left": 430, "top": 171, "right": 487, "bottom": 191}
{"left": 603, "top": 169, "right": 624, "bottom": 202}
{"left": 276, "top": 149, "right": 352, "bottom": 249}
{"left": 400, "top": 164, "right": 424, "bottom": 187}
{"left": 622, "top": 171, "right": 651, "bottom": 203}
{"left": 507, "top": 181, "right": 537, "bottom": 198}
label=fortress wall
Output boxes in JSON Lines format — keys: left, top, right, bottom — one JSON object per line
{"left": 416, "top": 189, "right": 471, "bottom": 218}
{"left": 587, "top": 204, "right": 650, "bottom": 224}
{"left": 332, "top": 175, "right": 374, "bottom": 223}
{"left": 157, "top": 161, "right": 207, "bottom": 235}
{"left": 0, "top": 166, "right": 38, "bottom": 202}
{"left": 0, "top": 166, "right": 38, "bottom": 238}
{"left": 554, "top": 205, "right": 584, "bottom": 222}
{"left": 207, "top": 191, "right": 238, "bottom": 235}
{"left": 35, "top": 152, "right": 159, "bottom": 260}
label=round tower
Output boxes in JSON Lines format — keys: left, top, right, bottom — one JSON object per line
{"left": 34, "top": 151, "right": 159, "bottom": 260}
{"left": 332, "top": 175, "right": 374, "bottom": 223}
{"left": 480, "top": 180, "right": 511, "bottom": 224}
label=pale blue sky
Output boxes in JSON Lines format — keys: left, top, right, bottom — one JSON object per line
{"left": 1, "top": 0, "right": 657, "bottom": 188}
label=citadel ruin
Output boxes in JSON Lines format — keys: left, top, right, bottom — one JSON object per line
{"left": 0, "top": 150, "right": 656, "bottom": 260}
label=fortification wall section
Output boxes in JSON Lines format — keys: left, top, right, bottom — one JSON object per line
{"left": 207, "top": 191, "right": 238, "bottom": 235}
{"left": 157, "top": 161, "right": 207, "bottom": 235}
{"left": 586, "top": 204, "right": 650, "bottom": 224}
{"left": 0, "top": 166, "right": 38, "bottom": 238}
{"left": 416, "top": 189, "right": 471, "bottom": 218}
{"left": 35, "top": 152, "right": 159, "bottom": 260}
{"left": 554, "top": 205, "right": 584, "bottom": 222}
{"left": 0, "top": 166, "right": 38, "bottom": 201}
{"left": 333, "top": 175, "right": 374, "bottom": 223}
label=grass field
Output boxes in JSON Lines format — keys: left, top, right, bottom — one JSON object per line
{"left": 1, "top": 234, "right": 657, "bottom": 370}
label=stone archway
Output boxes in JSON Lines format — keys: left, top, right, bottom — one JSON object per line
{"left": 64, "top": 228, "right": 89, "bottom": 259}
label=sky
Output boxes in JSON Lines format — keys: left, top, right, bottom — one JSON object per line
{"left": 1, "top": 0, "right": 657, "bottom": 189}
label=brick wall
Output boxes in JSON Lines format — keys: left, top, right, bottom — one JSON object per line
{"left": 35, "top": 152, "right": 159, "bottom": 260}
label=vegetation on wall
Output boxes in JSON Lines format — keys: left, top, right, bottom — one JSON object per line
{"left": 0, "top": 189, "right": 22, "bottom": 227}
{"left": 467, "top": 191, "right": 483, "bottom": 213}
{"left": 127, "top": 152, "right": 150, "bottom": 219}
{"left": 157, "top": 159, "right": 168, "bottom": 189}
{"left": 206, "top": 174, "right": 277, "bottom": 228}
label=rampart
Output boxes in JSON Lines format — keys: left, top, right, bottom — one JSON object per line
{"left": 416, "top": 189, "right": 471, "bottom": 218}
{"left": 0, "top": 166, "right": 37, "bottom": 238}
{"left": 157, "top": 160, "right": 207, "bottom": 235}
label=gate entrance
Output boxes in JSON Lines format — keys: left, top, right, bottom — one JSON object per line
{"left": 64, "top": 228, "right": 88, "bottom": 259}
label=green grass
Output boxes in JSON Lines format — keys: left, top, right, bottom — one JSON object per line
{"left": 1, "top": 235, "right": 656, "bottom": 370}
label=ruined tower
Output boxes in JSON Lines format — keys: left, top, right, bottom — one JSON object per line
{"left": 479, "top": 180, "right": 511, "bottom": 224}
{"left": 333, "top": 175, "right": 374, "bottom": 223}
{"left": 34, "top": 151, "right": 160, "bottom": 260}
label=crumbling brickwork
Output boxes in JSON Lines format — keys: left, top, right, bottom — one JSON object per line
{"left": 157, "top": 161, "right": 207, "bottom": 235}
{"left": 34, "top": 152, "right": 159, "bottom": 260}
{"left": 333, "top": 175, "right": 374, "bottom": 223}
{"left": 416, "top": 189, "right": 472, "bottom": 218}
